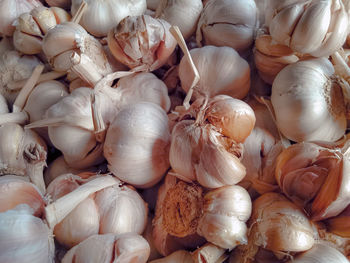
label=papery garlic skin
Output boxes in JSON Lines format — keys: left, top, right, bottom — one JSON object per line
{"left": 0, "top": 205, "right": 54, "bottom": 263}
{"left": 271, "top": 58, "right": 346, "bottom": 142}
{"left": 196, "top": 0, "right": 257, "bottom": 52}
{"left": 108, "top": 15, "right": 177, "bottom": 71}
{"left": 155, "top": 0, "right": 203, "bottom": 39}
{"left": 266, "top": 0, "right": 349, "bottom": 57}
{"left": 71, "top": 0, "right": 147, "bottom": 37}
{"left": 104, "top": 102, "right": 170, "bottom": 188}
{"left": 179, "top": 46, "right": 250, "bottom": 100}
{"left": 62, "top": 233, "right": 150, "bottom": 263}
{"left": 0, "top": 0, "right": 43, "bottom": 36}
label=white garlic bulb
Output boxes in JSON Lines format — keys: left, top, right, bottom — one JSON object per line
{"left": 265, "top": 0, "right": 349, "bottom": 57}
{"left": 62, "top": 233, "right": 150, "bottom": 263}
{"left": 71, "top": 0, "right": 147, "bottom": 37}
{"left": 104, "top": 102, "right": 170, "bottom": 188}
{"left": 196, "top": 0, "right": 257, "bottom": 52}
{"left": 271, "top": 58, "right": 347, "bottom": 142}
{"left": 155, "top": 0, "right": 203, "bottom": 40}
{"left": 179, "top": 46, "right": 250, "bottom": 100}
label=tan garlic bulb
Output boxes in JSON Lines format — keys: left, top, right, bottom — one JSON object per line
{"left": 179, "top": 46, "right": 250, "bottom": 100}
{"left": 0, "top": 93, "right": 8, "bottom": 114}
{"left": 155, "top": 0, "right": 203, "bottom": 40}
{"left": 13, "top": 6, "right": 71, "bottom": 55}
{"left": 0, "top": 205, "right": 55, "bottom": 263}
{"left": 108, "top": 15, "right": 177, "bottom": 71}
{"left": 271, "top": 58, "right": 347, "bottom": 142}
{"left": 46, "top": 0, "right": 71, "bottom": 9}
{"left": 170, "top": 95, "right": 255, "bottom": 188}
{"left": 265, "top": 0, "right": 349, "bottom": 57}
{"left": 104, "top": 102, "right": 171, "bottom": 188}
{"left": 71, "top": 0, "right": 147, "bottom": 37}
{"left": 62, "top": 233, "right": 150, "bottom": 263}
{"left": 0, "top": 50, "right": 42, "bottom": 105}
{"left": 196, "top": 0, "right": 257, "bottom": 52}
{"left": 275, "top": 141, "right": 350, "bottom": 221}
{"left": 326, "top": 205, "right": 350, "bottom": 237}
{"left": 0, "top": 0, "right": 43, "bottom": 36}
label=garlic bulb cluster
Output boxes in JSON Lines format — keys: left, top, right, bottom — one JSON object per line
{"left": 275, "top": 141, "right": 350, "bottom": 221}
{"left": 62, "top": 233, "right": 150, "bottom": 263}
{"left": 71, "top": 0, "right": 147, "bottom": 37}
{"left": 0, "top": 0, "right": 42, "bottom": 36}
{"left": 196, "top": 0, "right": 257, "bottom": 52}
{"left": 170, "top": 95, "right": 255, "bottom": 188}
{"left": 271, "top": 58, "right": 347, "bottom": 142}
{"left": 265, "top": 0, "right": 349, "bottom": 57}
{"left": 104, "top": 102, "right": 171, "bottom": 188}
{"left": 179, "top": 46, "right": 250, "bottom": 100}
{"left": 13, "top": 6, "right": 71, "bottom": 55}
{"left": 108, "top": 15, "right": 177, "bottom": 71}
{"left": 155, "top": 0, "right": 203, "bottom": 40}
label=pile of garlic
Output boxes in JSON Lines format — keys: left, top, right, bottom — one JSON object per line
{"left": 2, "top": 0, "right": 350, "bottom": 262}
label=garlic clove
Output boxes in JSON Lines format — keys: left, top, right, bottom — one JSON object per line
{"left": 13, "top": 29, "right": 43, "bottom": 54}
{"left": 150, "top": 250, "right": 194, "bottom": 263}
{"left": 191, "top": 243, "right": 228, "bottom": 263}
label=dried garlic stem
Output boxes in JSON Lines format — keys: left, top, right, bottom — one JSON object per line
{"left": 44, "top": 175, "right": 119, "bottom": 228}
{"left": 90, "top": 93, "right": 105, "bottom": 142}
{"left": 169, "top": 26, "right": 199, "bottom": 109}
{"left": 71, "top": 0, "right": 87, "bottom": 24}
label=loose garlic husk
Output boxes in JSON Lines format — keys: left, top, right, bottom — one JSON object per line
{"left": 179, "top": 46, "right": 250, "bottom": 100}
{"left": 0, "top": 205, "right": 55, "bottom": 263}
{"left": 265, "top": 0, "right": 349, "bottom": 57}
{"left": 271, "top": 57, "right": 347, "bottom": 142}
{"left": 0, "top": 0, "right": 43, "bottom": 36}
{"left": 71, "top": 0, "right": 147, "bottom": 37}
{"left": 155, "top": 0, "right": 203, "bottom": 40}
{"left": 13, "top": 6, "right": 71, "bottom": 55}
{"left": 275, "top": 141, "right": 350, "bottom": 221}
{"left": 62, "top": 233, "right": 150, "bottom": 263}
{"left": 196, "top": 0, "right": 257, "bottom": 53}
{"left": 104, "top": 102, "right": 171, "bottom": 188}
{"left": 107, "top": 14, "right": 177, "bottom": 71}
{"left": 46, "top": 0, "right": 71, "bottom": 9}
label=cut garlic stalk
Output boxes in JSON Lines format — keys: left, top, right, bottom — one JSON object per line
{"left": 62, "top": 233, "right": 150, "bottom": 263}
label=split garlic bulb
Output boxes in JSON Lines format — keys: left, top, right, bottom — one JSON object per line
{"left": 271, "top": 58, "right": 347, "bottom": 142}
{"left": 62, "top": 233, "right": 150, "bottom": 263}
{"left": 71, "top": 0, "right": 147, "bottom": 37}
{"left": 196, "top": 0, "right": 258, "bottom": 52}
{"left": 179, "top": 46, "right": 250, "bottom": 100}
{"left": 265, "top": 0, "right": 349, "bottom": 57}
{"left": 108, "top": 15, "right": 177, "bottom": 71}
{"left": 13, "top": 6, "right": 71, "bottom": 55}
{"left": 104, "top": 102, "right": 170, "bottom": 188}
{"left": 0, "top": 205, "right": 55, "bottom": 263}
{"left": 155, "top": 0, "right": 203, "bottom": 39}
{"left": 0, "top": 0, "right": 43, "bottom": 36}
{"left": 275, "top": 141, "right": 350, "bottom": 221}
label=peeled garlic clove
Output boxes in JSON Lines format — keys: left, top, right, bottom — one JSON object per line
{"left": 62, "top": 233, "right": 150, "bottom": 263}
{"left": 107, "top": 14, "right": 177, "bottom": 71}
{"left": 71, "top": 0, "right": 146, "bottom": 37}
{"left": 179, "top": 45, "right": 250, "bottom": 100}
{"left": 271, "top": 58, "right": 346, "bottom": 142}
{"left": 196, "top": 0, "right": 257, "bottom": 52}
{"left": 155, "top": 0, "right": 203, "bottom": 40}
{"left": 150, "top": 250, "right": 194, "bottom": 263}
{"left": 0, "top": 205, "right": 55, "bottom": 263}
{"left": 104, "top": 102, "right": 171, "bottom": 188}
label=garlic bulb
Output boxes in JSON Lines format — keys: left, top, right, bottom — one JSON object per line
{"left": 104, "top": 102, "right": 170, "bottom": 188}
{"left": 271, "top": 58, "right": 347, "bottom": 142}
{"left": 265, "top": 0, "right": 349, "bottom": 57}
{"left": 275, "top": 141, "right": 350, "bottom": 221}
{"left": 0, "top": 205, "right": 54, "bottom": 263}
{"left": 13, "top": 6, "right": 71, "bottom": 55}
{"left": 108, "top": 15, "right": 177, "bottom": 71}
{"left": 62, "top": 233, "right": 150, "bottom": 263}
{"left": 71, "top": 0, "right": 147, "bottom": 37}
{"left": 327, "top": 205, "right": 350, "bottom": 237}
{"left": 0, "top": 93, "right": 8, "bottom": 114}
{"left": 286, "top": 243, "right": 349, "bottom": 263}
{"left": 179, "top": 46, "right": 250, "bottom": 100}
{"left": 196, "top": 0, "right": 257, "bottom": 52}
{"left": 46, "top": 0, "right": 71, "bottom": 9}
{"left": 155, "top": 0, "right": 203, "bottom": 39}
{"left": 0, "top": 0, "right": 43, "bottom": 36}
